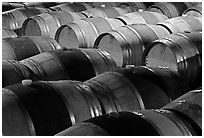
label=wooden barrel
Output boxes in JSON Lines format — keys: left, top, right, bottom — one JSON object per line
{"left": 23, "top": 2, "right": 60, "bottom": 8}
{"left": 2, "top": 60, "right": 32, "bottom": 87}
{"left": 81, "top": 7, "right": 129, "bottom": 18}
{"left": 143, "top": 32, "right": 202, "bottom": 89}
{"left": 183, "top": 4, "right": 202, "bottom": 17}
{"left": 2, "top": 7, "right": 50, "bottom": 30}
{"left": 21, "top": 11, "right": 86, "bottom": 38}
{"left": 147, "top": 2, "right": 189, "bottom": 18}
{"left": 2, "top": 36, "right": 61, "bottom": 61}
{"left": 50, "top": 3, "right": 92, "bottom": 12}
{"left": 85, "top": 66, "right": 190, "bottom": 114}
{"left": 162, "top": 89, "right": 202, "bottom": 135}
{"left": 2, "top": 2, "right": 25, "bottom": 12}
{"left": 87, "top": 2, "right": 120, "bottom": 8}
{"left": 55, "top": 17, "right": 124, "bottom": 48}
{"left": 2, "top": 80, "right": 102, "bottom": 135}
{"left": 20, "top": 48, "right": 117, "bottom": 82}
{"left": 56, "top": 110, "right": 195, "bottom": 136}
{"left": 157, "top": 16, "right": 202, "bottom": 34}
{"left": 2, "top": 28, "right": 18, "bottom": 38}
{"left": 116, "top": 11, "right": 168, "bottom": 25}
{"left": 94, "top": 24, "right": 170, "bottom": 67}
{"left": 118, "top": 2, "right": 155, "bottom": 12}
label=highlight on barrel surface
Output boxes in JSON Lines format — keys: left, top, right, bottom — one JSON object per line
{"left": 2, "top": 7, "right": 51, "bottom": 31}
{"left": 143, "top": 32, "right": 202, "bottom": 89}
{"left": 56, "top": 109, "right": 197, "bottom": 136}
{"left": 94, "top": 24, "right": 170, "bottom": 67}
{"left": 147, "top": 2, "right": 191, "bottom": 18}
{"left": 55, "top": 17, "right": 124, "bottom": 48}
{"left": 21, "top": 11, "right": 86, "bottom": 38}
{"left": 182, "top": 4, "right": 202, "bottom": 17}
{"left": 20, "top": 48, "right": 117, "bottom": 82}
{"left": 2, "top": 80, "right": 103, "bottom": 136}
{"left": 157, "top": 16, "right": 202, "bottom": 34}
{"left": 116, "top": 11, "right": 168, "bottom": 25}
{"left": 2, "top": 36, "right": 61, "bottom": 61}
{"left": 2, "top": 28, "right": 18, "bottom": 38}
{"left": 81, "top": 7, "right": 129, "bottom": 18}
{"left": 50, "top": 2, "right": 92, "bottom": 12}
{"left": 161, "top": 88, "right": 202, "bottom": 135}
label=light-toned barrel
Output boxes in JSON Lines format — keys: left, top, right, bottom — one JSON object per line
{"left": 183, "top": 4, "right": 202, "bottom": 17}
{"left": 148, "top": 2, "right": 189, "bottom": 18}
{"left": 143, "top": 32, "right": 202, "bottom": 89}
{"left": 55, "top": 17, "right": 124, "bottom": 48}
{"left": 157, "top": 16, "right": 202, "bottom": 34}
{"left": 94, "top": 24, "right": 170, "bottom": 67}
{"left": 2, "top": 28, "right": 18, "bottom": 38}
{"left": 116, "top": 11, "right": 168, "bottom": 25}
{"left": 2, "top": 36, "right": 61, "bottom": 61}
{"left": 50, "top": 3, "right": 92, "bottom": 12}
{"left": 21, "top": 11, "right": 86, "bottom": 38}
{"left": 2, "top": 7, "right": 50, "bottom": 30}
{"left": 81, "top": 7, "right": 129, "bottom": 18}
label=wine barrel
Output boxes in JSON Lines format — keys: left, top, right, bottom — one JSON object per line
{"left": 2, "top": 28, "right": 18, "bottom": 38}
{"left": 147, "top": 2, "right": 189, "bottom": 18}
{"left": 183, "top": 4, "right": 202, "bottom": 17}
{"left": 2, "top": 7, "right": 50, "bottom": 30}
{"left": 2, "top": 2, "right": 25, "bottom": 12}
{"left": 81, "top": 7, "right": 129, "bottom": 18}
{"left": 50, "top": 3, "right": 92, "bottom": 12}
{"left": 21, "top": 11, "right": 86, "bottom": 38}
{"left": 56, "top": 110, "right": 195, "bottom": 136}
{"left": 20, "top": 48, "right": 117, "bottom": 82}
{"left": 2, "top": 80, "right": 102, "bottom": 136}
{"left": 2, "top": 36, "right": 61, "bottom": 61}
{"left": 162, "top": 89, "right": 202, "bottom": 135}
{"left": 118, "top": 2, "right": 155, "bottom": 12}
{"left": 23, "top": 2, "right": 59, "bottom": 8}
{"left": 87, "top": 2, "right": 120, "bottom": 8}
{"left": 94, "top": 24, "right": 170, "bottom": 67}
{"left": 116, "top": 11, "right": 168, "bottom": 25}
{"left": 157, "top": 16, "right": 202, "bottom": 34}
{"left": 2, "top": 60, "right": 32, "bottom": 87}
{"left": 55, "top": 17, "right": 124, "bottom": 48}
{"left": 85, "top": 66, "right": 190, "bottom": 114}
{"left": 143, "top": 32, "right": 202, "bottom": 89}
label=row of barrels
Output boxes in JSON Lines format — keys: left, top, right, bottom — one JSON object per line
{"left": 56, "top": 88, "right": 202, "bottom": 136}
{"left": 2, "top": 32, "right": 202, "bottom": 90}
{"left": 3, "top": 2, "right": 202, "bottom": 36}
{"left": 2, "top": 66, "right": 197, "bottom": 135}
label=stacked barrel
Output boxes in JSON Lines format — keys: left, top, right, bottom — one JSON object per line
{"left": 2, "top": 2, "right": 202, "bottom": 136}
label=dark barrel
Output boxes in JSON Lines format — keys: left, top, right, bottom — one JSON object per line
{"left": 21, "top": 11, "right": 86, "bottom": 38}
{"left": 157, "top": 16, "right": 202, "bottom": 34}
{"left": 55, "top": 17, "right": 124, "bottom": 48}
{"left": 81, "top": 7, "right": 129, "bottom": 18}
{"left": 2, "top": 60, "right": 32, "bottom": 87}
{"left": 2, "top": 2, "right": 25, "bottom": 12}
{"left": 2, "top": 28, "right": 18, "bottom": 38}
{"left": 85, "top": 66, "right": 190, "bottom": 114}
{"left": 2, "top": 7, "right": 51, "bottom": 30}
{"left": 20, "top": 48, "right": 117, "bottom": 82}
{"left": 143, "top": 32, "right": 202, "bottom": 89}
{"left": 2, "top": 80, "right": 102, "bottom": 135}
{"left": 94, "top": 24, "right": 170, "bottom": 67}
{"left": 23, "top": 2, "right": 60, "bottom": 8}
{"left": 147, "top": 2, "right": 189, "bottom": 18}
{"left": 183, "top": 4, "right": 202, "bottom": 17}
{"left": 2, "top": 36, "right": 61, "bottom": 61}
{"left": 56, "top": 110, "right": 195, "bottom": 136}
{"left": 116, "top": 11, "right": 168, "bottom": 25}
{"left": 50, "top": 3, "right": 92, "bottom": 12}
{"left": 162, "top": 88, "right": 202, "bottom": 135}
